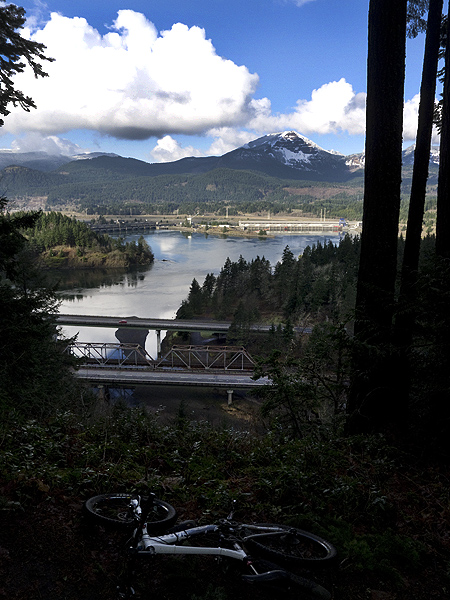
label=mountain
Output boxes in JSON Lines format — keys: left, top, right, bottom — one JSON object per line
{"left": 51, "top": 131, "right": 363, "bottom": 183}
{"left": 344, "top": 144, "right": 440, "bottom": 170}
{"left": 0, "top": 133, "right": 441, "bottom": 181}
{"left": 212, "top": 131, "right": 363, "bottom": 181}
{"left": 0, "top": 150, "right": 119, "bottom": 172}
{"left": 0, "top": 132, "right": 439, "bottom": 215}
{"left": 1, "top": 132, "right": 358, "bottom": 181}
{"left": 402, "top": 144, "right": 440, "bottom": 166}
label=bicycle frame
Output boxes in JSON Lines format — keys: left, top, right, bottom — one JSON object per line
{"left": 139, "top": 524, "right": 248, "bottom": 560}
{"left": 137, "top": 521, "right": 298, "bottom": 563}
{"left": 114, "top": 496, "right": 334, "bottom": 599}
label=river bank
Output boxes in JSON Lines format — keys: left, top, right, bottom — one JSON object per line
{"left": 41, "top": 246, "right": 154, "bottom": 269}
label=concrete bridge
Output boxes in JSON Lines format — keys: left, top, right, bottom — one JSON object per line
{"left": 57, "top": 314, "right": 309, "bottom": 357}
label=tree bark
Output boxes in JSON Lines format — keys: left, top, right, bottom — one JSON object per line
{"left": 393, "top": 0, "right": 443, "bottom": 423}
{"left": 401, "top": 0, "right": 443, "bottom": 286}
{"left": 435, "top": 16, "right": 450, "bottom": 258}
{"left": 347, "top": 0, "right": 407, "bottom": 434}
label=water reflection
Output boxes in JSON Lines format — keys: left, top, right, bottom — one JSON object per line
{"left": 57, "top": 229, "right": 342, "bottom": 357}
{"left": 47, "top": 266, "right": 150, "bottom": 291}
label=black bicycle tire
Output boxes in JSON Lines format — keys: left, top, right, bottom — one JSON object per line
{"left": 84, "top": 493, "right": 177, "bottom": 532}
{"left": 244, "top": 523, "right": 336, "bottom": 566}
{"left": 288, "top": 571, "right": 332, "bottom": 599}
{"left": 242, "top": 558, "right": 332, "bottom": 600}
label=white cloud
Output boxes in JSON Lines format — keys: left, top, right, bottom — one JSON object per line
{"left": 247, "top": 79, "right": 367, "bottom": 136}
{"left": 150, "top": 135, "right": 205, "bottom": 162}
{"left": 1, "top": 9, "right": 427, "bottom": 164}
{"left": 11, "top": 133, "right": 84, "bottom": 155}
{"left": 4, "top": 10, "right": 259, "bottom": 139}
{"left": 206, "top": 127, "right": 257, "bottom": 155}
{"left": 403, "top": 94, "right": 424, "bottom": 143}
{"left": 291, "top": 0, "right": 317, "bottom": 7}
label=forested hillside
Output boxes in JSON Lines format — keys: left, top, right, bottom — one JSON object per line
{"left": 3, "top": 159, "right": 439, "bottom": 228}
{"left": 175, "top": 233, "right": 441, "bottom": 447}
{"left": 25, "top": 211, "right": 154, "bottom": 268}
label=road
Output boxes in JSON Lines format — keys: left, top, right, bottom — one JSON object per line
{"left": 75, "top": 366, "right": 269, "bottom": 389}
{"left": 57, "top": 314, "right": 311, "bottom": 334}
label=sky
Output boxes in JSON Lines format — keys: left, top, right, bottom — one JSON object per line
{"left": 0, "top": 0, "right": 442, "bottom": 163}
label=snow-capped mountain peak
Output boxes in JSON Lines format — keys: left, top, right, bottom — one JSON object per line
{"left": 224, "top": 130, "right": 354, "bottom": 180}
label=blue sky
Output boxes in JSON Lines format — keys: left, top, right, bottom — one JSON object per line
{"left": 0, "top": 0, "right": 439, "bottom": 163}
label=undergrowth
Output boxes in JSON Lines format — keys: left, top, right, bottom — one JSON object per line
{"left": 1, "top": 403, "right": 449, "bottom": 597}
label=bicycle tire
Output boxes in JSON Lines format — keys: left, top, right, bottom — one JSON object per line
{"left": 84, "top": 493, "right": 177, "bottom": 532}
{"left": 244, "top": 524, "right": 336, "bottom": 567}
{"left": 242, "top": 558, "right": 332, "bottom": 600}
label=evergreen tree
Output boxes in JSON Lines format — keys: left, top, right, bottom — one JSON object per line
{"left": 0, "top": 0, "right": 54, "bottom": 125}
{"left": 347, "top": 0, "right": 408, "bottom": 434}
{"left": 435, "top": 15, "right": 450, "bottom": 258}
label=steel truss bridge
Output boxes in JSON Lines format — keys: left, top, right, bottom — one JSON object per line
{"left": 66, "top": 342, "right": 265, "bottom": 400}
{"left": 68, "top": 342, "right": 255, "bottom": 371}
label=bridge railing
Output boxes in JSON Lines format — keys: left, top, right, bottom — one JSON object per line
{"left": 66, "top": 342, "right": 256, "bottom": 371}
{"left": 154, "top": 345, "right": 255, "bottom": 371}
{"left": 66, "top": 342, "right": 153, "bottom": 367}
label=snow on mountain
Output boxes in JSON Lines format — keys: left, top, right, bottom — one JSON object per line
{"left": 220, "top": 130, "right": 355, "bottom": 180}
{"left": 72, "top": 152, "right": 120, "bottom": 161}
{"left": 0, "top": 150, "right": 120, "bottom": 172}
{"left": 242, "top": 131, "right": 330, "bottom": 169}
{"left": 402, "top": 144, "right": 440, "bottom": 166}
{"left": 347, "top": 145, "right": 440, "bottom": 171}
{"left": 0, "top": 133, "right": 441, "bottom": 183}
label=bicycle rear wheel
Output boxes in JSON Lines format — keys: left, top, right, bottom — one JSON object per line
{"left": 84, "top": 493, "right": 177, "bottom": 532}
{"left": 244, "top": 524, "right": 336, "bottom": 567}
{"left": 242, "top": 558, "right": 332, "bottom": 600}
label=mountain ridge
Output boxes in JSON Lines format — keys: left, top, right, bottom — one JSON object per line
{"left": 0, "top": 131, "right": 439, "bottom": 181}
{"left": 0, "top": 132, "right": 438, "bottom": 218}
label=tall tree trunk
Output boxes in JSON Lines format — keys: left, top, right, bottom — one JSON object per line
{"left": 347, "top": 0, "right": 407, "bottom": 434}
{"left": 435, "top": 16, "right": 450, "bottom": 258}
{"left": 400, "top": 0, "right": 443, "bottom": 290}
{"left": 393, "top": 0, "right": 443, "bottom": 423}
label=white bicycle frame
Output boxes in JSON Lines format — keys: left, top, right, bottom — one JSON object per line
{"left": 137, "top": 522, "right": 286, "bottom": 562}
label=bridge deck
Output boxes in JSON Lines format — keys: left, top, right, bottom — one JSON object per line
{"left": 75, "top": 366, "right": 268, "bottom": 389}
{"left": 57, "top": 314, "right": 310, "bottom": 334}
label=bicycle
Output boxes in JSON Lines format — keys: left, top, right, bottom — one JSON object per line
{"left": 84, "top": 492, "right": 336, "bottom": 600}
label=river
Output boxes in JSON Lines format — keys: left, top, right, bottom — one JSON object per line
{"left": 58, "top": 229, "right": 343, "bottom": 358}
{"left": 58, "top": 229, "right": 344, "bottom": 424}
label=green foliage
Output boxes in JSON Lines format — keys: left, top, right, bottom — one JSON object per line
{"left": 0, "top": 201, "right": 87, "bottom": 420}
{"left": 23, "top": 211, "right": 154, "bottom": 266}
{"left": 1, "top": 404, "right": 443, "bottom": 594}
{"left": 178, "top": 236, "right": 360, "bottom": 327}
{"left": 0, "top": 2, "right": 54, "bottom": 125}
{"left": 253, "top": 350, "right": 322, "bottom": 439}
{"left": 191, "top": 585, "right": 227, "bottom": 600}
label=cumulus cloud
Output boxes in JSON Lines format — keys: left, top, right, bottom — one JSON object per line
{"left": 1, "top": 9, "right": 427, "bottom": 164}
{"left": 11, "top": 133, "right": 84, "bottom": 155}
{"left": 150, "top": 135, "right": 205, "bottom": 162}
{"left": 247, "top": 79, "right": 367, "bottom": 136}
{"left": 206, "top": 127, "right": 257, "bottom": 155}
{"left": 4, "top": 10, "right": 259, "bottom": 138}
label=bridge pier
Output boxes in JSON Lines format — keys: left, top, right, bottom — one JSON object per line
{"left": 156, "top": 330, "right": 161, "bottom": 357}
{"left": 97, "top": 385, "right": 110, "bottom": 403}
{"left": 227, "top": 389, "right": 234, "bottom": 406}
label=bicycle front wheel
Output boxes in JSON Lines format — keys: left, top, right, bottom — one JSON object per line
{"left": 84, "top": 493, "right": 177, "bottom": 532}
{"left": 244, "top": 524, "right": 336, "bottom": 567}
